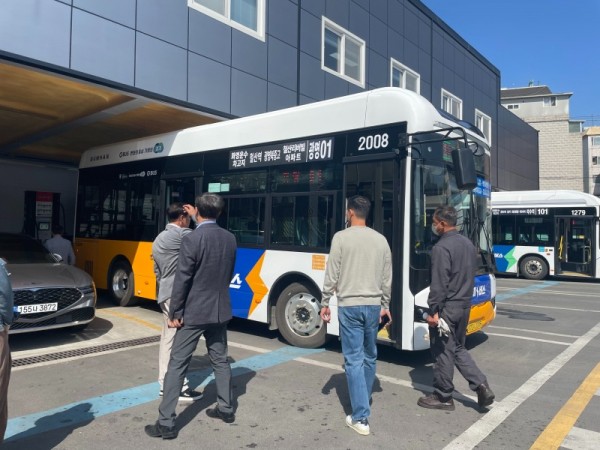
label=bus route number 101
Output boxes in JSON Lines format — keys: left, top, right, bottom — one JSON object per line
{"left": 358, "top": 133, "right": 389, "bottom": 151}
{"left": 308, "top": 138, "right": 333, "bottom": 160}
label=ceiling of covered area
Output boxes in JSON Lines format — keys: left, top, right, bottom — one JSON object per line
{"left": 0, "top": 62, "right": 221, "bottom": 167}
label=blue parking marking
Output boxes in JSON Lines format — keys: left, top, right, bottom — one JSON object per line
{"left": 5, "top": 345, "right": 324, "bottom": 442}
{"left": 496, "top": 280, "right": 560, "bottom": 302}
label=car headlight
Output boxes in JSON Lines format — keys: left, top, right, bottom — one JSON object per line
{"left": 79, "top": 284, "right": 96, "bottom": 296}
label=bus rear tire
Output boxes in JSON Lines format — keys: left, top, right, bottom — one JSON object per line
{"left": 275, "top": 282, "right": 327, "bottom": 348}
{"left": 519, "top": 256, "right": 548, "bottom": 280}
{"left": 108, "top": 260, "right": 139, "bottom": 307}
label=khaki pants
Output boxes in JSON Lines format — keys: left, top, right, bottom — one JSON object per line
{"left": 159, "top": 299, "right": 189, "bottom": 391}
{"left": 0, "top": 328, "right": 11, "bottom": 444}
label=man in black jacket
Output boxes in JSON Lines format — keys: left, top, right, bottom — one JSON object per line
{"left": 417, "top": 205, "right": 494, "bottom": 411}
{"left": 145, "top": 193, "right": 237, "bottom": 440}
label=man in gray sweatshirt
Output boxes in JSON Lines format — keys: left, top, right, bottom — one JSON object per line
{"left": 320, "top": 195, "right": 392, "bottom": 436}
{"left": 152, "top": 202, "right": 202, "bottom": 402}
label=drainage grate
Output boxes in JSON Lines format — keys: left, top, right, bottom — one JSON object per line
{"left": 12, "top": 335, "right": 160, "bottom": 367}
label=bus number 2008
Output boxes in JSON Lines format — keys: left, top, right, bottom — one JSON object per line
{"left": 358, "top": 133, "right": 389, "bottom": 151}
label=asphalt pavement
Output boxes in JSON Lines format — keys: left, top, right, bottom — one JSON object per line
{"left": 4, "top": 277, "right": 600, "bottom": 449}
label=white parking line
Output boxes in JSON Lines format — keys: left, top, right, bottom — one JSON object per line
{"left": 487, "top": 325, "right": 580, "bottom": 339}
{"left": 500, "top": 302, "right": 600, "bottom": 313}
{"left": 443, "top": 321, "right": 600, "bottom": 450}
{"left": 496, "top": 288, "right": 599, "bottom": 298}
{"left": 561, "top": 427, "right": 600, "bottom": 450}
{"left": 485, "top": 332, "right": 571, "bottom": 346}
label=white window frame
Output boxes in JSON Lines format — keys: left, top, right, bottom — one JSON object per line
{"left": 591, "top": 136, "right": 600, "bottom": 146}
{"left": 543, "top": 96, "right": 557, "bottom": 107}
{"left": 441, "top": 89, "right": 462, "bottom": 119}
{"left": 475, "top": 109, "right": 492, "bottom": 144}
{"left": 390, "top": 59, "right": 420, "bottom": 94}
{"left": 188, "top": 0, "right": 266, "bottom": 41}
{"left": 321, "top": 17, "right": 365, "bottom": 88}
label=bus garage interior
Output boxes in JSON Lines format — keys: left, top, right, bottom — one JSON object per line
{"left": 0, "top": 61, "right": 222, "bottom": 239}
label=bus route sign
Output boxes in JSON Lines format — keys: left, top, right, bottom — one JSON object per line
{"left": 229, "top": 137, "right": 334, "bottom": 169}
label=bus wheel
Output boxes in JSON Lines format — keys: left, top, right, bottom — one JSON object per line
{"left": 275, "top": 282, "right": 326, "bottom": 348}
{"left": 519, "top": 256, "right": 548, "bottom": 280}
{"left": 108, "top": 260, "right": 138, "bottom": 306}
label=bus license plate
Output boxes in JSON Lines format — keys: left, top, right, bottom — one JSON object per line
{"left": 467, "top": 319, "right": 483, "bottom": 334}
{"left": 17, "top": 303, "right": 58, "bottom": 315}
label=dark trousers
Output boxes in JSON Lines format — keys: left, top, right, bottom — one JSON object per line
{"left": 158, "top": 322, "right": 232, "bottom": 428}
{"left": 430, "top": 304, "right": 487, "bottom": 401}
{"left": 0, "top": 328, "right": 11, "bottom": 444}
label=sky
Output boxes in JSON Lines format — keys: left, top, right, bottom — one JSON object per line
{"left": 422, "top": 0, "right": 600, "bottom": 127}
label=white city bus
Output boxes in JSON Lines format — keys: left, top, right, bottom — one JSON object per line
{"left": 492, "top": 190, "right": 600, "bottom": 279}
{"left": 75, "top": 87, "right": 496, "bottom": 351}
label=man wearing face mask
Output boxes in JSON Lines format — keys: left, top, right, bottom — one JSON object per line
{"left": 418, "top": 205, "right": 494, "bottom": 411}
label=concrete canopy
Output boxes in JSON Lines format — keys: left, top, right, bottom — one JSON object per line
{"left": 0, "top": 62, "right": 222, "bottom": 167}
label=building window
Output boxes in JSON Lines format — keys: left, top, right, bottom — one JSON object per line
{"left": 322, "top": 18, "right": 365, "bottom": 87}
{"left": 441, "top": 89, "right": 462, "bottom": 119}
{"left": 390, "top": 59, "right": 420, "bottom": 93}
{"left": 507, "top": 104, "right": 520, "bottom": 110}
{"left": 569, "top": 122, "right": 583, "bottom": 133}
{"left": 592, "top": 156, "right": 598, "bottom": 165}
{"left": 543, "top": 96, "right": 557, "bottom": 107}
{"left": 592, "top": 136, "right": 600, "bottom": 146}
{"left": 188, "top": 0, "right": 265, "bottom": 40}
{"left": 475, "top": 109, "right": 492, "bottom": 144}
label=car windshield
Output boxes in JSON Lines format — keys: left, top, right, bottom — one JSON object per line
{"left": 0, "top": 234, "right": 57, "bottom": 264}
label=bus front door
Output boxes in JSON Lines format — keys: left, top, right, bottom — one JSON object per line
{"left": 161, "top": 177, "right": 198, "bottom": 229}
{"left": 344, "top": 159, "right": 401, "bottom": 344}
{"left": 556, "top": 216, "right": 594, "bottom": 277}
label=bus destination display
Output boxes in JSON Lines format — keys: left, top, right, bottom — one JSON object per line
{"left": 229, "top": 137, "right": 334, "bottom": 169}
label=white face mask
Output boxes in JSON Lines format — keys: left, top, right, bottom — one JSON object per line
{"left": 431, "top": 223, "right": 441, "bottom": 236}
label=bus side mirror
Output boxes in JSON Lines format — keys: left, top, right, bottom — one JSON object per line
{"left": 451, "top": 147, "right": 477, "bottom": 190}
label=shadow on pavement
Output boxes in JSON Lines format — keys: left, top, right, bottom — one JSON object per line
{"left": 3, "top": 402, "right": 94, "bottom": 449}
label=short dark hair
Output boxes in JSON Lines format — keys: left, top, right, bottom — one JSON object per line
{"left": 52, "top": 225, "right": 64, "bottom": 235}
{"left": 167, "top": 203, "right": 186, "bottom": 222}
{"left": 433, "top": 205, "right": 458, "bottom": 226}
{"left": 196, "top": 193, "right": 224, "bottom": 219}
{"left": 347, "top": 195, "right": 371, "bottom": 219}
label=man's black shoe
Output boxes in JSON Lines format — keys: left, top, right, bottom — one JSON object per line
{"left": 476, "top": 382, "right": 495, "bottom": 407}
{"left": 144, "top": 421, "right": 178, "bottom": 439}
{"left": 206, "top": 405, "right": 235, "bottom": 423}
{"left": 417, "top": 394, "right": 455, "bottom": 411}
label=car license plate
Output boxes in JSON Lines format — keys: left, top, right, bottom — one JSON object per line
{"left": 17, "top": 303, "right": 58, "bottom": 315}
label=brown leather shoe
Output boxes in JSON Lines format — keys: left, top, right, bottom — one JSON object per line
{"left": 417, "top": 394, "right": 455, "bottom": 411}
{"left": 476, "top": 382, "right": 495, "bottom": 407}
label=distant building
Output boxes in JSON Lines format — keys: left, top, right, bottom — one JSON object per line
{"left": 501, "top": 85, "right": 584, "bottom": 191}
{"left": 582, "top": 127, "right": 600, "bottom": 195}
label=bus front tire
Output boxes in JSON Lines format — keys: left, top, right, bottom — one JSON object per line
{"left": 519, "top": 256, "right": 548, "bottom": 280}
{"left": 108, "top": 260, "right": 139, "bottom": 307}
{"left": 275, "top": 282, "right": 327, "bottom": 349}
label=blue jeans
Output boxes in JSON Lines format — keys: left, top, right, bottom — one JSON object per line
{"left": 338, "top": 305, "right": 380, "bottom": 421}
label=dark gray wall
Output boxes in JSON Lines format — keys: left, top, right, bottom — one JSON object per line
{"left": 496, "top": 106, "right": 539, "bottom": 191}
{"left": 0, "top": 0, "right": 538, "bottom": 191}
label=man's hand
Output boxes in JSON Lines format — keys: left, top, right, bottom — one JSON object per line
{"left": 426, "top": 312, "right": 439, "bottom": 327}
{"left": 320, "top": 306, "right": 331, "bottom": 323}
{"left": 168, "top": 318, "right": 183, "bottom": 328}
{"left": 183, "top": 204, "right": 197, "bottom": 219}
{"left": 379, "top": 308, "right": 392, "bottom": 327}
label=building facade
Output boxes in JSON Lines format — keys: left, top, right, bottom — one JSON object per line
{"left": 0, "top": 0, "right": 539, "bottom": 232}
{"left": 501, "top": 85, "right": 584, "bottom": 191}
{"left": 583, "top": 127, "right": 600, "bottom": 195}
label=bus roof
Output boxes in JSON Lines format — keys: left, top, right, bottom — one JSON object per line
{"left": 491, "top": 190, "right": 600, "bottom": 208}
{"left": 80, "top": 87, "right": 488, "bottom": 169}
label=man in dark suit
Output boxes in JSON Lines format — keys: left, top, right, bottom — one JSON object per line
{"left": 145, "top": 193, "right": 237, "bottom": 440}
